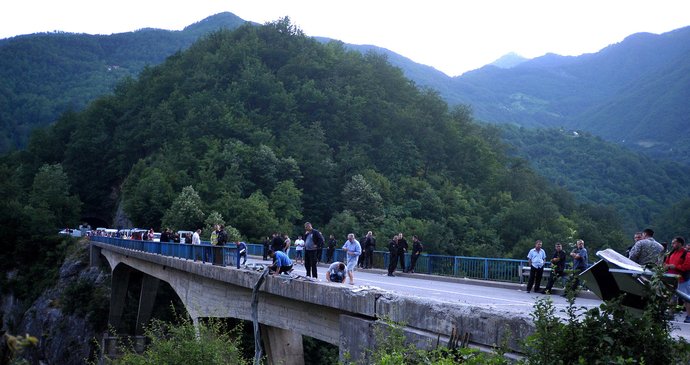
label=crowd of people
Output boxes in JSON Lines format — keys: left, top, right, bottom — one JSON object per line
{"left": 524, "top": 238, "right": 588, "bottom": 295}
{"left": 259, "top": 222, "right": 425, "bottom": 285}
{"left": 525, "top": 228, "right": 690, "bottom": 321}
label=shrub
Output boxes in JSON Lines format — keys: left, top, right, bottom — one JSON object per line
{"left": 110, "top": 317, "right": 247, "bottom": 365}
{"left": 523, "top": 268, "right": 690, "bottom": 364}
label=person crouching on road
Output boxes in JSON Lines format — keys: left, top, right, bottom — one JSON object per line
{"left": 326, "top": 262, "right": 347, "bottom": 283}
{"left": 268, "top": 249, "right": 293, "bottom": 275}
{"left": 342, "top": 233, "right": 362, "bottom": 285}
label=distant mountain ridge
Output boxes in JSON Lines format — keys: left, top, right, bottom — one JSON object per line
{"left": 440, "top": 27, "right": 690, "bottom": 163}
{"left": 489, "top": 52, "right": 528, "bottom": 69}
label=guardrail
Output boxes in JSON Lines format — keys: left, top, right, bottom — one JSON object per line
{"left": 92, "top": 236, "right": 536, "bottom": 283}
{"left": 91, "top": 236, "right": 243, "bottom": 268}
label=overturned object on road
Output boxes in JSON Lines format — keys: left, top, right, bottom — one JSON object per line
{"left": 580, "top": 248, "right": 683, "bottom": 312}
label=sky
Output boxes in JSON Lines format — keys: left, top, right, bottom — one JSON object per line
{"left": 2, "top": 0, "right": 690, "bottom": 76}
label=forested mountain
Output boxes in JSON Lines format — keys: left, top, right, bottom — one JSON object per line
{"left": 2, "top": 12, "right": 688, "bottom": 245}
{"left": 0, "top": 12, "right": 250, "bottom": 152}
{"left": 1, "top": 20, "right": 626, "bottom": 265}
{"left": 500, "top": 126, "right": 690, "bottom": 236}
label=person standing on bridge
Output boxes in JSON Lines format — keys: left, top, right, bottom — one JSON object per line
{"left": 192, "top": 229, "right": 201, "bottom": 245}
{"left": 629, "top": 228, "right": 664, "bottom": 267}
{"left": 192, "top": 229, "right": 202, "bottom": 261}
{"left": 262, "top": 236, "right": 271, "bottom": 260}
{"left": 283, "top": 234, "right": 292, "bottom": 257}
{"left": 397, "top": 233, "right": 408, "bottom": 273}
{"left": 525, "top": 240, "right": 546, "bottom": 293}
{"left": 294, "top": 235, "right": 305, "bottom": 265}
{"left": 567, "top": 239, "right": 588, "bottom": 294}
{"left": 408, "top": 235, "right": 424, "bottom": 274}
{"left": 541, "top": 242, "right": 567, "bottom": 294}
{"left": 304, "top": 222, "right": 324, "bottom": 279}
{"left": 326, "top": 234, "right": 337, "bottom": 263}
{"left": 270, "top": 233, "right": 284, "bottom": 253}
{"left": 236, "top": 240, "right": 248, "bottom": 265}
{"left": 210, "top": 224, "right": 219, "bottom": 246}
{"left": 387, "top": 234, "right": 399, "bottom": 276}
{"left": 362, "top": 231, "right": 376, "bottom": 269}
{"left": 343, "top": 233, "right": 362, "bottom": 285}
{"left": 663, "top": 236, "right": 690, "bottom": 323}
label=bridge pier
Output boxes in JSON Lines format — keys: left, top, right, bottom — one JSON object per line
{"left": 136, "top": 274, "right": 160, "bottom": 335}
{"left": 108, "top": 264, "right": 160, "bottom": 336}
{"left": 108, "top": 265, "right": 132, "bottom": 333}
{"left": 339, "top": 314, "right": 375, "bottom": 363}
{"left": 260, "top": 324, "right": 305, "bottom": 365}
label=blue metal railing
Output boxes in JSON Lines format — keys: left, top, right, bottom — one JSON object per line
{"left": 92, "top": 236, "right": 531, "bottom": 283}
{"left": 92, "top": 236, "right": 242, "bottom": 268}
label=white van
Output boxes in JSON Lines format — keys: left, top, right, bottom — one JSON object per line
{"left": 178, "top": 231, "right": 194, "bottom": 243}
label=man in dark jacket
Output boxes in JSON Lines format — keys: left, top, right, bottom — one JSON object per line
{"left": 326, "top": 234, "right": 337, "bottom": 263}
{"left": 408, "top": 235, "right": 424, "bottom": 273}
{"left": 387, "top": 234, "right": 399, "bottom": 276}
{"left": 362, "top": 231, "right": 376, "bottom": 269}
{"left": 213, "top": 225, "right": 227, "bottom": 265}
{"left": 304, "top": 222, "right": 324, "bottom": 278}
{"left": 397, "top": 233, "right": 408, "bottom": 273}
{"left": 271, "top": 233, "right": 284, "bottom": 253}
{"left": 262, "top": 236, "right": 271, "bottom": 260}
{"left": 541, "top": 242, "right": 567, "bottom": 294}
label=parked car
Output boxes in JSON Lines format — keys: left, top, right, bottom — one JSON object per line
{"left": 58, "top": 228, "right": 82, "bottom": 237}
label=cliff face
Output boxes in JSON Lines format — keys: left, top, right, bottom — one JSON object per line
{"left": 2, "top": 241, "right": 110, "bottom": 364}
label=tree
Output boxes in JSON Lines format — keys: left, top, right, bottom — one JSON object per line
{"left": 229, "top": 191, "right": 279, "bottom": 241}
{"left": 324, "top": 210, "right": 360, "bottom": 240}
{"left": 27, "top": 163, "right": 81, "bottom": 233}
{"left": 122, "top": 167, "right": 174, "bottom": 229}
{"left": 161, "top": 186, "right": 205, "bottom": 231}
{"left": 342, "top": 174, "right": 383, "bottom": 226}
{"left": 269, "top": 180, "right": 303, "bottom": 232}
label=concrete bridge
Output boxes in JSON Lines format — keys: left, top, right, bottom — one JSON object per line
{"left": 90, "top": 239, "right": 533, "bottom": 364}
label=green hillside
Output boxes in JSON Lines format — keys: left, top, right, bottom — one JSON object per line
{"left": 2, "top": 20, "right": 626, "bottom": 264}
{"left": 0, "top": 12, "right": 248, "bottom": 152}
{"left": 500, "top": 125, "right": 690, "bottom": 235}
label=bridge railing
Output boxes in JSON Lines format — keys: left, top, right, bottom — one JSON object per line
{"left": 91, "top": 236, "right": 242, "bottom": 267}
{"left": 92, "top": 237, "right": 531, "bottom": 283}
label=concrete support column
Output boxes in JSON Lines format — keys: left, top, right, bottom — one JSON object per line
{"left": 135, "top": 274, "right": 160, "bottom": 335}
{"left": 260, "top": 324, "right": 305, "bottom": 365}
{"left": 108, "top": 266, "right": 132, "bottom": 333}
{"left": 89, "top": 244, "right": 102, "bottom": 267}
{"left": 339, "top": 315, "right": 376, "bottom": 365}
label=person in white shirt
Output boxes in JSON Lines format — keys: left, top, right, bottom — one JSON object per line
{"left": 526, "top": 240, "right": 547, "bottom": 293}
{"left": 191, "top": 229, "right": 202, "bottom": 262}
{"left": 342, "top": 233, "right": 362, "bottom": 285}
{"left": 294, "top": 235, "right": 305, "bottom": 264}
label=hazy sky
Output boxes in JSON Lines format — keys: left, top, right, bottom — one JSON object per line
{"left": 2, "top": 0, "right": 689, "bottom": 76}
